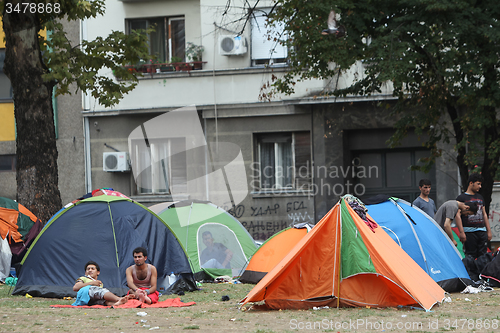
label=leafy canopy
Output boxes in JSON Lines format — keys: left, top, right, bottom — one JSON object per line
{"left": 2, "top": 0, "right": 151, "bottom": 107}
{"left": 266, "top": 0, "right": 500, "bottom": 175}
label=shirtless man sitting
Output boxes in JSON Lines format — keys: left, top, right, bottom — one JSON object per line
{"left": 126, "top": 247, "right": 159, "bottom": 304}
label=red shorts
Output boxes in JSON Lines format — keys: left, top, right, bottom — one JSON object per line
{"left": 128, "top": 287, "right": 159, "bottom": 304}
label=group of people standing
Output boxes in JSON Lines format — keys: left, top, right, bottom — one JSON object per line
{"left": 72, "top": 247, "right": 159, "bottom": 307}
{"left": 413, "top": 174, "right": 492, "bottom": 260}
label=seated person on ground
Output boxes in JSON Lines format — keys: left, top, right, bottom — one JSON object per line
{"left": 72, "top": 261, "right": 132, "bottom": 307}
{"left": 126, "top": 247, "right": 159, "bottom": 304}
{"left": 200, "top": 231, "right": 233, "bottom": 269}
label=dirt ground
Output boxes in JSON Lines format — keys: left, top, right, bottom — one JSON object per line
{"left": 1, "top": 283, "right": 500, "bottom": 332}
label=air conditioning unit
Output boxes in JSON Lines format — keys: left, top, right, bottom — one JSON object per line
{"left": 219, "top": 35, "right": 248, "bottom": 56}
{"left": 103, "top": 152, "right": 130, "bottom": 172}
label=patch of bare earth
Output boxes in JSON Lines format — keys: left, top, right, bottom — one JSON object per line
{"left": 0, "top": 284, "right": 499, "bottom": 332}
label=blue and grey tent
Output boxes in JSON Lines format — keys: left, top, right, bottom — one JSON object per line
{"left": 13, "top": 195, "right": 193, "bottom": 298}
{"left": 365, "top": 196, "right": 472, "bottom": 292}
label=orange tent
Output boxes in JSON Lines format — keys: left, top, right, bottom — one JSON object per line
{"left": 0, "top": 197, "right": 43, "bottom": 264}
{"left": 239, "top": 224, "right": 310, "bottom": 284}
{"left": 240, "top": 198, "right": 445, "bottom": 310}
{"left": 0, "top": 198, "right": 39, "bottom": 244}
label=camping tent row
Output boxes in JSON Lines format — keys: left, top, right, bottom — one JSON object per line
{"left": 240, "top": 198, "right": 445, "bottom": 311}
{"left": 240, "top": 195, "right": 472, "bottom": 293}
{"left": 13, "top": 196, "right": 257, "bottom": 298}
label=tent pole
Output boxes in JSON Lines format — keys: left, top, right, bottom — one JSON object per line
{"left": 337, "top": 238, "right": 341, "bottom": 308}
{"left": 337, "top": 203, "right": 341, "bottom": 308}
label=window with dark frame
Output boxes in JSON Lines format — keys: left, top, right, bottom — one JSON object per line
{"left": 0, "top": 49, "right": 13, "bottom": 100}
{"left": 129, "top": 137, "right": 187, "bottom": 195}
{"left": 126, "top": 16, "right": 185, "bottom": 62}
{"left": 0, "top": 155, "right": 16, "bottom": 172}
{"left": 352, "top": 149, "right": 436, "bottom": 203}
{"left": 255, "top": 132, "right": 311, "bottom": 191}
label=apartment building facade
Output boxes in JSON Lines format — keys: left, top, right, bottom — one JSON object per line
{"left": 4, "top": 1, "right": 498, "bottom": 242}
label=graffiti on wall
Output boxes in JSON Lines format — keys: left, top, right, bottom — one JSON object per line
{"left": 488, "top": 210, "right": 500, "bottom": 242}
{"left": 224, "top": 200, "right": 314, "bottom": 241}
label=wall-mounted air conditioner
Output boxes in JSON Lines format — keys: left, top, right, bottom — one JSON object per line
{"left": 103, "top": 152, "right": 130, "bottom": 172}
{"left": 219, "top": 35, "right": 248, "bottom": 56}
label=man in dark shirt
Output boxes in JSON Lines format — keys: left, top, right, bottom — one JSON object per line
{"left": 456, "top": 173, "right": 492, "bottom": 259}
{"left": 200, "top": 231, "right": 233, "bottom": 269}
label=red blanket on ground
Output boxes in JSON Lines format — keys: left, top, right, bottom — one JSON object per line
{"left": 50, "top": 297, "right": 195, "bottom": 309}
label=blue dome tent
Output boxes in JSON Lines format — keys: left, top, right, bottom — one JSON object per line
{"left": 365, "top": 196, "right": 472, "bottom": 292}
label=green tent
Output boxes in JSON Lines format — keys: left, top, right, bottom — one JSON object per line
{"left": 150, "top": 200, "right": 258, "bottom": 279}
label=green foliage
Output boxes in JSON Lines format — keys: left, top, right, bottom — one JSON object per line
{"left": 266, "top": 0, "right": 500, "bottom": 181}
{"left": 2, "top": 0, "right": 151, "bottom": 107}
{"left": 171, "top": 56, "right": 184, "bottom": 63}
{"left": 186, "top": 42, "right": 204, "bottom": 62}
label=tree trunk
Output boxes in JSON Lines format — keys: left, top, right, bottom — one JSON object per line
{"left": 447, "top": 104, "right": 469, "bottom": 191}
{"left": 3, "top": 4, "right": 62, "bottom": 222}
{"left": 479, "top": 106, "right": 499, "bottom": 215}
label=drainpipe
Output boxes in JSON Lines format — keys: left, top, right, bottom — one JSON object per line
{"left": 84, "top": 117, "right": 92, "bottom": 193}
{"left": 81, "top": 18, "right": 92, "bottom": 193}
{"left": 204, "top": 117, "right": 209, "bottom": 201}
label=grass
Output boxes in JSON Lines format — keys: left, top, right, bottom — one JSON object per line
{"left": 1, "top": 282, "right": 500, "bottom": 332}
{"left": 0, "top": 281, "right": 253, "bottom": 308}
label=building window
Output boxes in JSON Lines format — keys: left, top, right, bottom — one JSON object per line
{"left": 255, "top": 132, "right": 311, "bottom": 191}
{"left": 352, "top": 149, "right": 436, "bottom": 202}
{"left": 127, "top": 16, "right": 185, "bottom": 62}
{"left": 0, "top": 50, "right": 13, "bottom": 100}
{"left": 251, "top": 8, "right": 288, "bottom": 66}
{"left": 0, "top": 154, "right": 16, "bottom": 171}
{"left": 130, "top": 137, "right": 187, "bottom": 195}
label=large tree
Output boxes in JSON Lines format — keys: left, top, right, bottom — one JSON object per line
{"left": 263, "top": 0, "right": 500, "bottom": 212}
{"left": 1, "top": 0, "right": 149, "bottom": 222}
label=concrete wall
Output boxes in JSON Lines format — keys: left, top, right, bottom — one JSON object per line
{"left": 203, "top": 106, "right": 315, "bottom": 240}
{"left": 87, "top": 114, "right": 149, "bottom": 196}
{"left": 0, "top": 140, "right": 16, "bottom": 199}
{"left": 56, "top": 19, "right": 86, "bottom": 205}
{"left": 490, "top": 184, "right": 500, "bottom": 244}
{"left": 313, "top": 101, "right": 451, "bottom": 218}
{"left": 83, "top": 0, "right": 326, "bottom": 112}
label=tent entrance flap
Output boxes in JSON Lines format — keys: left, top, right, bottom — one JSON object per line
{"left": 150, "top": 201, "right": 258, "bottom": 279}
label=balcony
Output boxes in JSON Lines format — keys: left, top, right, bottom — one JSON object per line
{"left": 123, "top": 61, "right": 207, "bottom": 78}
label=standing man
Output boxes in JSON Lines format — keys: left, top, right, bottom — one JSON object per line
{"left": 126, "top": 247, "right": 159, "bottom": 304}
{"left": 413, "top": 179, "right": 437, "bottom": 217}
{"left": 434, "top": 201, "right": 478, "bottom": 246}
{"left": 456, "top": 173, "right": 493, "bottom": 259}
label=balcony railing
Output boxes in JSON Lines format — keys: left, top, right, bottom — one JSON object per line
{"left": 124, "top": 61, "right": 206, "bottom": 77}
